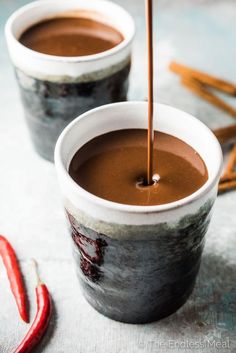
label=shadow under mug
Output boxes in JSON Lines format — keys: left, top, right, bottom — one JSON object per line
{"left": 55, "top": 102, "right": 222, "bottom": 324}
{"left": 5, "top": 0, "right": 135, "bottom": 162}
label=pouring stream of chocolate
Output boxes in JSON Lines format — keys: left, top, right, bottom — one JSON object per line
{"left": 146, "top": 0, "right": 154, "bottom": 185}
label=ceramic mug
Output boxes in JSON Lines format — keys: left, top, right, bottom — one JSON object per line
{"left": 55, "top": 102, "right": 222, "bottom": 324}
{"left": 5, "top": 0, "right": 135, "bottom": 162}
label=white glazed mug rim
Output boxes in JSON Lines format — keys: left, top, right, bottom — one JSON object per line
{"left": 5, "top": 0, "right": 135, "bottom": 63}
{"left": 54, "top": 101, "right": 223, "bottom": 214}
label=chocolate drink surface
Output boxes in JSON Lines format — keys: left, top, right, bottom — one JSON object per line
{"left": 69, "top": 129, "right": 208, "bottom": 206}
{"left": 19, "top": 17, "right": 124, "bottom": 56}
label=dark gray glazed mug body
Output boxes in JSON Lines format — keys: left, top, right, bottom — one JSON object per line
{"left": 15, "top": 64, "right": 130, "bottom": 161}
{"left": 66, "top": 202, "right": 213, "bottom": 323}
{"left": 55, "top": 102, "right": 223, "bottom": 324}
{"left": 5, "top": 0, "right": 135, "bottom": 161}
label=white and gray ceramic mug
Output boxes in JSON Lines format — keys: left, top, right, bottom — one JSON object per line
{"left": 55, "top": 102, "right": 222, "bottom": 324}
{"left": 5, "top": 0, "right": 135, "bottom": 162}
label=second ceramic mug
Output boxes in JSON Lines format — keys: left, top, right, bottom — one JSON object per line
{"left": 5, "top": 0, "right": 135, "bottom": 162}
{"left": 55, "top": 102, "right": 222, "bottom": 324}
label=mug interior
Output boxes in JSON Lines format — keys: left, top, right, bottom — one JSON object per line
{"left": 55, "top": 102, "right": 223, "bottom": 212}
{"left": 6, "top": 0, "right": 135, "bottom": 61}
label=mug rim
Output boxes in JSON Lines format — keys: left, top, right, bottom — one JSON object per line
{"left": 5, "top": 0, "right": 135, "bottom": 63}
{"left": 54, "top": 102, "right": 223, "bottom": 214}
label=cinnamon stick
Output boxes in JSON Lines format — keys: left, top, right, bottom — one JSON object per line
{"left": 224, "top": 144, "right": 236, "bottom": 174}
{"left": 218, "top": 144, "right": 236, "bottom": 193}
{"left": 220, "top": 172, "right": 236, "bottom": 183}
{"left": 218, "top": 179, "right": 236, "bottom": 193}
{"left": 213, "top": 125, "right": 236, "bottom": 145}
{"left": 170, "top": 61, "right": 236, "bottom": 96}
{"left": 181, "top": 77, "right": 236, "bottom": 119}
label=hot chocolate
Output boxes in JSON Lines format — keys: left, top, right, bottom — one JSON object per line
{"left": 69, "top": 129, "right": 208, "bottom": 206}
{"left": 7, "top": 1, "right": 134, "bottom": 162}
{"left": 53, "top": 0, "right": 221, "bottom": 325}
{"left": 19, "top": 16, "right": 123, "bottom": 56}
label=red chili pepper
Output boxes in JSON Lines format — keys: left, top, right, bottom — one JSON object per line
{"left": 0, "top": 235, "right": 29, "bottom": 323}
{"left": 14, "top": 261, "right": 52, "bottom": 353}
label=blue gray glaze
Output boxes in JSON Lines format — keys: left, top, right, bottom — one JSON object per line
{"left": 66, "top": 200, "right": 214, "bottom": 324}
{"left": 15, "top": 62, "right": 130, "bottom": 162}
